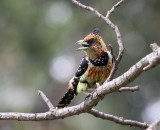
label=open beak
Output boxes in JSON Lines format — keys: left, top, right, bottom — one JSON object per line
{"left": 76, "top": 40, "right": 89, "bottom": 51}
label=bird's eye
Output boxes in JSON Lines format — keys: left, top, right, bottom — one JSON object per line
{"left": 87, "top": 38, "right": 94, "bottom": 44}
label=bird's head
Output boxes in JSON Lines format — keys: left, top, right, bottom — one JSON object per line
{"left": 76, "top": 28, "right": 107, "bottom": 59}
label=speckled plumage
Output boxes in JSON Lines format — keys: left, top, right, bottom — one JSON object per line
{"left": 56, "top": 28, "right": 113, "bottom": 109}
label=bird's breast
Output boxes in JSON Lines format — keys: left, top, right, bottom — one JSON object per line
{"left": 86, "top": 62, "right": 112, "bottom": 85}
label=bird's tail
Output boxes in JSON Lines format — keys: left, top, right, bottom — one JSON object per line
{"left": 56, "top": 88, "right": 75, "bottom": 109}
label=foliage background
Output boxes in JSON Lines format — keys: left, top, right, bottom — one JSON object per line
{"left": 0, "top": 0, "right": 160, "bottom": 130}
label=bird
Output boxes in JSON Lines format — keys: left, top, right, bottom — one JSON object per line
{"left": 56, "top": 28, "right": 113, "bottom": 109}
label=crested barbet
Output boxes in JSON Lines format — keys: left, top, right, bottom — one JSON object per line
{"left": 56, "top": 28, "right": 113, "bottom": 109}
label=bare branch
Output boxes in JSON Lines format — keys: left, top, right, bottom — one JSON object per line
{"left": 106, "top": 0, "right": 125, "bottom": 80}
{"left": 0, "top": 43, "right": 159, "bottom": 127}
{"left": 106, "top": 0, "right": 125, "bottom": 18}
{"left": 107, "top": 62, "right": 116, "bottom": 81}
{"left": 147, "top": 117, "right": 160, "bottom": 130}
{"left": 150, "top": 43, "right": 160, "bottom": 52}
{"left": 0, "top": 112, "right": 51, "bottom": 121}
{"left": 116, "top": 86, "right": 139, "bottom": 92}
{"left": 143, "top": 43, "right": 160, "bottom": 71}
{"left": 108, "top": 44, "right": 117, "bottom": 64}
{"left": 0, "top": 1, "right": 159, "bottom": 130}
{"left": 97, "top": 84, "right": 139, "bottom": 93}
{"left": 0, "top": 109, "right": 148, "bottom": 129}
{"left": 38, "top": 90, "right": 54, "bottom": 110}
{"left": 72, "top": 0, "right": 104, "bottom": 19}
{"left": 108, "top": 44, "right": 118, "bottom": 81}
{"left": 88, "top": 109, "right": 149, "bottom": 129}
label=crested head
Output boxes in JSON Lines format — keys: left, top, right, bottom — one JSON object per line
{"left": 76, "top": 28, "right": 107, "bottom": 59}
{"left": 92, "top": 28, "right": 100, "bottom": 35}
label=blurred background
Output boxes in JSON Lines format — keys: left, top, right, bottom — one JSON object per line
{"left": 0, "top": 0, "right": 160, "bottom": 130}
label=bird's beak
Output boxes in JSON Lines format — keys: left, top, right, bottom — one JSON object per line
{"left": 76, "top": 40, "right": 89, "bottom": 51}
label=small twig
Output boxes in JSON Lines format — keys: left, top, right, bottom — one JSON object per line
{"left": 89, "top": 109, "right": 149, "bottom": 129}
{"left": 106, "top": 0, "right": 125, "bottom": 18}
{"left": 143, "top": 43, "right": 160, "bottom": 71}
{"left": 150, "top": 43, "right": 160, "bottom": 52}
{"left": 38, "top": 90, "right": 55, "bottom": 110}
{"left": 146, "top": 117, "right": 160, "bottom": 130}
{"left": 109, "top": 44, "right": 117, "bottom": 64}
{"left": 105, "top": 0, "right": 125, "bottom": 65}
{"left": 97, "top": 84, "right": 139, "bottom": 93}
{"left": 116, "top": 86, "right": 139, "bottom": 92}
{"left": 107, "top": 44, "right": 118, "bottom": 81}
{"left": 107, "top": 62, "right": 116, "bottom": 81}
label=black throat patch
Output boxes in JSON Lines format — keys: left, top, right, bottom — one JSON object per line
{"left": 89, "top": 52, "right": 109, "bottom": 66}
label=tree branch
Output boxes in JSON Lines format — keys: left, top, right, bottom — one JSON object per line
{"left": 106, "top": 0, "right": 125, "bottom": 18}
{"left": 88, "top": 109, "right": 149, "bottom": 129}
{"left": 108, "top": 44, "right": 117, "bottom": 65}
{"left": 0, "top": 1, "right": 159, "bottom": 130}
{"left": 147, "top": 117, "right": 160, "bottom": 130}
{"left": 0, "top": 43, "right": 159, "bottom": 126}
{"left": 38, "top": 90, "right": 54, "bottom": 110}
{"left": 116, "top": 86, "right": 139, "bottom": 92}
{"left": 143, "top": 43, "right": 160, "bottom": 71}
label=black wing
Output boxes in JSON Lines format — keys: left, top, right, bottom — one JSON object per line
{"left": 72, "top": 56, "right": 89, "bottom": 94}
{"left": 75, "top": 56, "right": 89, "bottom": 77}
{"left": 56, "top": 56, "right": 89, "bottom": 108}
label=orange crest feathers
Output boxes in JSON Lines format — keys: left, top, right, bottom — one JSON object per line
{"left": 84, "top": 28, "right": 107, "bottom": 52}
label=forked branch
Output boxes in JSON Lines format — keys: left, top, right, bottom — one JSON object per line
{"left": 72, "top": 0, "right": 125, "bottom": 81}
{"left": 89, "top": 109, "right": 149, "bottom": 129}
{"left": 0, "top": 1, "right": 159, "bottom": 130}
{"left": 0, "top": 43, "right": 159, "bottom": 130}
